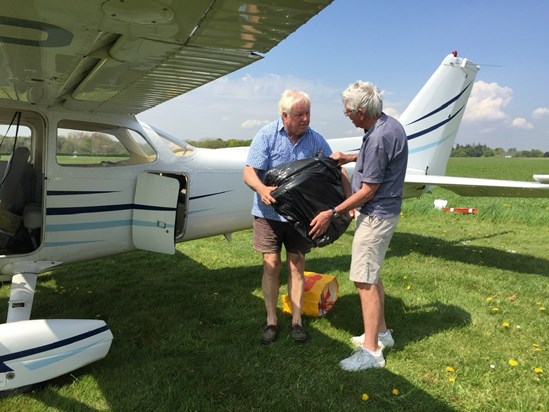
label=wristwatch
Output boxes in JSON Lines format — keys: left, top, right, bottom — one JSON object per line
{"left": 331, "top": 207, "right": 339, "bottom": 218}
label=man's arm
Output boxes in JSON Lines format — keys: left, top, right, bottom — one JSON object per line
{"left": 243, "top": 165, "right": 278, "bottom": 206}
{"left": 331, "top": 151, "right": 358, "bottom": 166}
{"left": 340, "top": 167, "right": 353, "bottom": 199}
{"left": 308, "top": 182, "right": 379, "bottom": 240}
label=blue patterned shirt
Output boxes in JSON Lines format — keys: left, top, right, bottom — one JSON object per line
{"left": 246, "top": 118, "right": 332, "bottom": 221}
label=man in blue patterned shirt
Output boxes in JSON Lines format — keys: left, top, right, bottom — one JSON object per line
{"left": 243, "top": 89, "right": 332, "bottom": 344}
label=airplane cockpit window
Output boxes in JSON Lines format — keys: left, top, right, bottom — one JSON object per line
{"left": 56, "top": 120, "right": 157, "bottom": 166}
{"left": 0, "top": 109, "right": 44, "bottom": 254}
{"left": 0, "top": 126, "right": 32, "bottom": 166}
{"left": 0, "top": 118, "right": 34, "bottom": 218}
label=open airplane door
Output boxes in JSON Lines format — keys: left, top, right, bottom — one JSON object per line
{"left": 132, "top": 172, "right": 179, "bottom": 254}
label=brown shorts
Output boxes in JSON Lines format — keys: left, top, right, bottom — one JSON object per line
{"left": 253, "top": 217, "right": 312, "bottom": 255}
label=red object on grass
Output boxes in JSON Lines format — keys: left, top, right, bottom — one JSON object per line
{"left": 443, "top": 207, "right": 478, "bottom": 214}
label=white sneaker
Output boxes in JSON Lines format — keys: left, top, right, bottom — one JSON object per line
{"left": 350, "top": 330, "right": 394, "bottom": 349}
{"left": 339, "top": 347, "right": 386, "bottom": 371}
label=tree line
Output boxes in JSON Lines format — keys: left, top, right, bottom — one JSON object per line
{"left": 186, "top": 138, "right": 252, "bottom": 149}
{"left": 450, "top": 144, "right": 549, "bottom": 158}
{"left": 189, "top": 138, "right": 549, "bottom": 158}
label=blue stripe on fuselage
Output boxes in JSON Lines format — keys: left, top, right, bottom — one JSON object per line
{"left": 0, "top": 325, "right": 110, "bottom": 373}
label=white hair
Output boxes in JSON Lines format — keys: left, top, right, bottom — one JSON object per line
{"left": 277, "top": 89, "right": 311, "bottom": 115}
{"left": 341, "top": 81, "right": 383, "bottom": 117}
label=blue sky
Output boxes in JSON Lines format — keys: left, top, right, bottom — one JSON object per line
{"left": 139, "top": 0, "right": 549, "bottom": 151}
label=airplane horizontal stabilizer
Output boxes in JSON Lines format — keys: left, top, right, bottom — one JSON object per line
{"left": 406, "top": 174, "right": 549, "bottom": 198}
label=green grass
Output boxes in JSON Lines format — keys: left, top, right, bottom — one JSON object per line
{"left": 446, "top": 157, "right": 549, "bottom": 181}
{"left": 0, "top": 158, "right": 547, "bottom": 411}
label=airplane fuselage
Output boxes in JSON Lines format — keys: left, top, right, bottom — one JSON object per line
{"left": 0, "top": 104, "right": 260, "bottom": 278}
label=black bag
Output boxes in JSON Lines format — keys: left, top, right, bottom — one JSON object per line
{"left": 264, "top": 154, "right": 351, "bottom": 247}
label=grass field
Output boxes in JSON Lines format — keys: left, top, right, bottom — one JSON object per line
{"left": 0, "top": 157, "right": 547, "bottom": 411}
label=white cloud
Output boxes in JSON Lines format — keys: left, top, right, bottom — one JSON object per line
{"left": 204, "top": 73, "right": 337, "bottom": 101}
{"left": 241, "top": 119, "right": 269, "bottom": 129}
{"left": 464, "top": 80, "right": 512, "bottom": 122}
{"left": 383, "top": 106, "right": 401, "bottom": 119}
{"left": 476, "top": 126, "right": 498, "bottom": 134}
{"left": 532, "top": 107, "right": 549, "bottom": 119}
{"left": 510, "top": 117, "right": 533, "bottom": 129}
{"left": 139, "top": 72, "right": 344, "bottom": 140}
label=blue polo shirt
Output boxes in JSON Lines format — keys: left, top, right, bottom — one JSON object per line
{"left": 352, "top": 113, "right": 408, "bottom": 218}
{"left": 246, "top": 118, "right": 332, "bottom": 221}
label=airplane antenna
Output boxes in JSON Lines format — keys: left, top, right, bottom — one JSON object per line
{"left": 476, "top": 63, "right": 502, "bottom": 68}
{"left": 452, "top": 51, "right": 501, "bottom": 67}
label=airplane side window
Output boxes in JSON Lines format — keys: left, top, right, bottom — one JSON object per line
{"left": 56, "top": 121, "right": 157, "bottom": 166}
{"left": 0, "top": 121, "right": 34, "bottom": 216}
{"left": 0, "top": 122, "right": 33, "bottom": 178}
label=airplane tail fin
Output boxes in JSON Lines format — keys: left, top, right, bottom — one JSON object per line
{"left": 400, "top": 53, "right": 479, "bottom": 176}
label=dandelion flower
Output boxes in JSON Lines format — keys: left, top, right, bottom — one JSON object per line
{"left": 392, "top": 388, "right": 399, "bottom": 396}
{"left": 406, "top": 285, "right": 412, "bottom": 290}
{"left": 508, "top": 359, "right": 519, "bottom": 367}
{"left": 449, "top": 377, "right": 456, "bottom": 383}
{"left": 491, "top": 307, "right": 500, "bottom": 313}
{"left": 361, "top": 393, "right": 369, "bottom": 401}
{"left": 446, "top": 366, "right": 455, "bottom": 373}
{"left": 539, "top": 306, "right": 545, "bottom": 312}
{"left": 486, "top": 296, "right": 494, "bottom": 302}
{"left": 502, "top": 321, "right": 510, "bottom": 328}
{"left": 533, "top": 367, "right": 543, "bottom": 374}
{"left": 532, "top": 343, "right": 541, "bottom": 351}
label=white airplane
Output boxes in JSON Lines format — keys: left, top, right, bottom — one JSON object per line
{"left": 1, "top": 0, "right": 548, "bottom": 394}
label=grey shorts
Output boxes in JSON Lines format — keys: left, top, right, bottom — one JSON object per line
{"left": 253, "top": 217, "right": 312, "bottom": 255}
{"left": 349, "top": 212, "right": 399, "bottom": 284}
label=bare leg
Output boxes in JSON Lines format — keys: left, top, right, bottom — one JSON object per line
{"left": 262, "top": 252, "right": 281, "bottom": 325}
{"left": 286, "top": 251, "right": 305, "bottom": 325}
{"left": 378, "top": 280, "right": 388, "bottom": 332}
{"left": 356, "top": 281, "right": 385, "bottom": 352}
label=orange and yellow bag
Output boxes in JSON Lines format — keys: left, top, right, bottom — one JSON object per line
{"left": 282, "top": 271, "right": 338, "bottom": 317}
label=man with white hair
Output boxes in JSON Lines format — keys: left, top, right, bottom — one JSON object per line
{"left": 243, "top": 89, "right": 332, "bottom": 344}
{"left": 310, "top": 81, "right": 408, "bottom": 370}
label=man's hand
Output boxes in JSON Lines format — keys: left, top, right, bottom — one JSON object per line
{"left": 258, "top": 185, "right": 278, "bottom": 206}
{"left": 308, "top": 210, "right": 333, "bottom": 239}
{"left": 330, "top": 151, "right": 357, "bottom": 166}
{"left": 243, "top": 165, "right": 278, "bottom": 206}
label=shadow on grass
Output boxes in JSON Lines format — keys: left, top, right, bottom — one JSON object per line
{"left": 328, "top": 294, "right": 471, "bottom": 352}
{"left": 0, "top": 249, "right": 459, "bottom": 411}
{"left": 390, "top": 231, "right": 548, "bottom": 277}
{"left": 298, "top": 228, "right": 548, "bottom": 279}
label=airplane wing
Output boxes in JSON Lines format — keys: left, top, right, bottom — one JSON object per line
{"left": 0, "top": 0, "right": 333, "bottom": 114}
{"left": 406, "top": 174, "right": 549, "bottom": 198}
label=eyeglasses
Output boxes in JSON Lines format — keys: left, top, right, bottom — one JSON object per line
{"left": 343, "top": 108, "right": 356, "bottom": 117}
